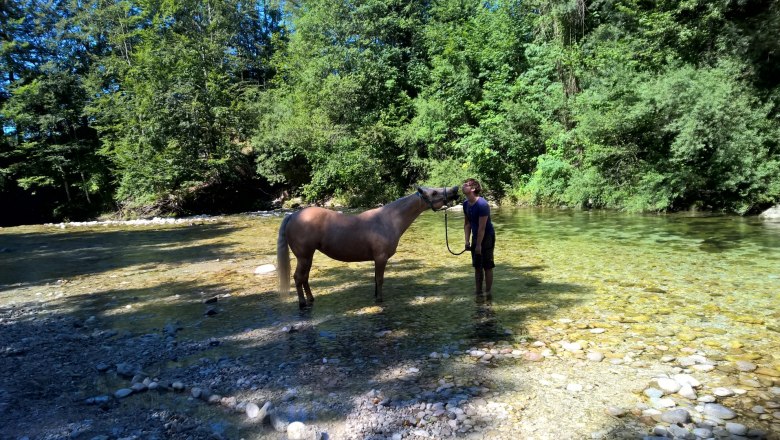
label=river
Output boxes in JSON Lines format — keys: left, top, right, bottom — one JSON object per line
{"left": 0, "top": 208, "right": 778, "bottom": 439}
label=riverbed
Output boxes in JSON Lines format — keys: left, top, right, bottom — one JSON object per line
{"left": 0, "top": 208, "right": 778, "bottom": 439}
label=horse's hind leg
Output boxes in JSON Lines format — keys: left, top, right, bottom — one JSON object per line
{"left": 374, "top": 258, "right": 388, "bottom": 303}
{"left": 294, "top": 254, "right": 314, "bottom": 308}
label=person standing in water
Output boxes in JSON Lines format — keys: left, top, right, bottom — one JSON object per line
{"left": 462, "top": 178, "right": 495, "bottom": 296}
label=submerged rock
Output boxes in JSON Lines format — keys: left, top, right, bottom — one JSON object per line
{"left": 254, "top": 264, "right": 276, "bottom": 275}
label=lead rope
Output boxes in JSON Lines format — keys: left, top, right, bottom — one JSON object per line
{"left": 445, "top": 206, "right": 467, "bottom": 256}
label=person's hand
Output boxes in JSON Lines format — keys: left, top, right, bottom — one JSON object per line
{"left": 475, "top": 244, "right": 482, "bottom": 255}
{"left": 465, "top": 242, "right": 470, "bottom": 251}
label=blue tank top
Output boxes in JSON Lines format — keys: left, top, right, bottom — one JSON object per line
{"left": 463, "top": 198, "right": 494, "bottom": 241}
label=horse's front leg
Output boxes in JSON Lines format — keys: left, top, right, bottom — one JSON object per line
{"left": 374, "top": 258, "right": 388, "bottom": 302}
{"left": 294, "top": 255, "right": 314, "bottom": 308}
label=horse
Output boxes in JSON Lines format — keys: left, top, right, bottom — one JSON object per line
{"left": 277, "top": 186, "right": 460, "bottom": 308}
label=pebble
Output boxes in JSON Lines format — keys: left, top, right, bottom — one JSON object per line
{"left": 114, "top": 388, "right": 133, "bottom": 399}
{"left": 246, "top": 403, "right": 261, "bottom": 419}
{"left": 672, "top": 374, "right": 700, "bottom": 388}
{"left": 725, "top": 422, "right": 747, "bottom": 435}
{"left": 656, "top": 378, "right": 681, "bottom": 395}
{"left": 115, "top": 363, "right": 137, "bottom": 378}
{"left": 270, "top": 413, "right": 288, "bottom": 432}
{"left": 660, "top": 408, "right": 690, "bottom": 424}
{"left": 587, "top": 352, "right": 604, "bottom": 362}
{"left": 691, "top": 364, "right": 715, "bottom": 372}
{"left": 703, "top": 403, "right": 736, "bottom": 420}
{"left": 524, "top": 352, "right": 544, "bottom": 362}
{"left": 287, "top": 421, "right": 308, "bottom": 440}
{"left": 667, "top": 424, "right": 692, "bottom": 439}
{"left": 678, "top": 384, "right": 697, "bottom": 399}
{"left": 254, "top": 264, "right": 276, "bottom": 275}
{"left": 735, "top": 361, "right": 757, "bottom": 372}
{"left": 712, "top": 387, "right": 734, "bottom": 397}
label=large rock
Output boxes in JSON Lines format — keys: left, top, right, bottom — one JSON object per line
{"left": 759, "top": 204, "right": 780, "bottom": 220}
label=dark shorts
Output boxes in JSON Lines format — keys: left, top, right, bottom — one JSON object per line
{"left": 471, "top": 232, "right": 495, "bottom": 269}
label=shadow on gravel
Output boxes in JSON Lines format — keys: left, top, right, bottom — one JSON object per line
{"left": 0, "top": 223, "right": 243, "bottom": 292}
{"left": 0, "top": 251, "right": 592, "bottom": 439}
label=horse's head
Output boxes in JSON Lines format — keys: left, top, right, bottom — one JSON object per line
{"left": 416, "top": 185, "right": 460, "bottom": 211}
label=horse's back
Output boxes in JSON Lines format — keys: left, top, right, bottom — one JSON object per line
{"left": 287, "top": 207, "right": 389, "bottom": 262}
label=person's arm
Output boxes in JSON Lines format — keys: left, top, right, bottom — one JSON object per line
{"left": 475, "top": 215, "right": 488, "bottom": 255}
{"left": 464, "top": 210, "right": 472, "bottom": 250}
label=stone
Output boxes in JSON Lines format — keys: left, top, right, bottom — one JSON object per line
{"left": 115, "top": 362, "right": 138, "bottom": 378}
{"left": 587, "top": 352, "right": 604, "bottom": 362}
{"left": 735, "top": 360, "right": 757, "bottom": 372}
{"left": 755, "top": 367, "right": 780, "bottom": 377}
{"left": 660, "top": 408, "right": 690, "bottom": 424}
{"left": 246, "top": 402, "right": 260, "bottom": 418}
{"left": 114, "top": 388, "right": 133, "bottom": 398}
{"left": 254, "top": 264, "right": 276, "bottom": 275}
{"left": 657, "top": 378, "right": 681, "bottom": 395}
{"left": 287, "top": 421, "right": 308, "bottom": 440}
{"left": 712, "top": 387, "right": 734, "bottom": 397}
{"left": 672, "top": 374, "right": 701, "bottom": 388}
{"left": 759, "top": 204, "right": 780, "bottom": 220}
{"left": 725, "top": 422, "right": 747, "bottom": 436}
{"left": 667, "top": 424, "right": 693, "bottom": 439}
{"left": 703, "top": 403, "right": 736, "bottom": 420}
{"left": 678, "top": 384, "right": 697, "bottom": 400}
{"left": 270, "top": 413, "right": 288, "bottom": 432}
{"left": 524, "top": 351, "right": 544, "bottom": 362}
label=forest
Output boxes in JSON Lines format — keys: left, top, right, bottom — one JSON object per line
{"left": 2, "top": 0, "right": 779, "bottom": 226}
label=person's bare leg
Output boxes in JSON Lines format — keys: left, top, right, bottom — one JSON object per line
{"left": 474, "top": 268, "right": 483, "bottom": 295}
{"left": 484, "top": 268, "right": 493, "bottom": 296}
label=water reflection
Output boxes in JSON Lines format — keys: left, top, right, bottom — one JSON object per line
{"left": 470, "top": 295, "right": 500, "bottom": 342}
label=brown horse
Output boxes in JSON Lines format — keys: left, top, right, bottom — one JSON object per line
{"left": 277, "top": 186, "right": 460, "bottom": 308}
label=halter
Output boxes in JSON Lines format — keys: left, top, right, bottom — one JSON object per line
{"left": 416, "top": 186, "right": 454, "bottom": 212}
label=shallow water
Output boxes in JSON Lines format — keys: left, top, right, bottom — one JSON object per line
{"left": 1, "top": 207, "right": 779, "bottom": 437}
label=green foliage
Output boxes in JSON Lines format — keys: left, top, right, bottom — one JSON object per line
{"left": 2, "top": 0, "right": 779, "bottom": 222}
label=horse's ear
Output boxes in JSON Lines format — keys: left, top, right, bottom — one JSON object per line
{"left": 416, "top": 186, "right": 424, "bottom": 194}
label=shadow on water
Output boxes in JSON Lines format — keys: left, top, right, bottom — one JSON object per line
{"left": 0, "top": 223, "right": 243, "bottom": 291}
{"left": 0, "top": 247, "right": 588, "bottom": 438}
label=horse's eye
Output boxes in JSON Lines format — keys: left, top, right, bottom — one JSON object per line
{"left": 432, "top": 191, "right": 438, "bottom": 196}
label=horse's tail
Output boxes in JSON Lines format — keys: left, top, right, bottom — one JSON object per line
{"left": 277, "top": 214, "right": 293, "bottom": 295}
